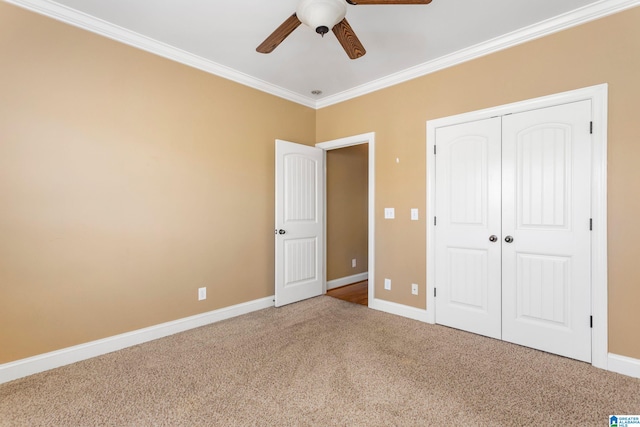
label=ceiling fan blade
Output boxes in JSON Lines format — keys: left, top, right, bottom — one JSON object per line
{"left": 347, "top": 0, "right": 432, "bottom": 4}
{"left": 332, "top": 18, "right": 366, "bottom": 60}
{"left": 256, "top": 14, "right": 302, "bottom": 54}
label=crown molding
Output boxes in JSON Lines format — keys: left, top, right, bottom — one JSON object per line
{"left": 5, "top": 0, "right": 640, "bottom": 110}
{"left": 4, "top": 0, "right": 317, "bottom": 108}
{"left": 316, "top": 0, "right": 640, "bottom": 109}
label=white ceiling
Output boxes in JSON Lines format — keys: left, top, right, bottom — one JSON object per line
{"left": 8, "top": 0, "right": 639, "bottom": 107}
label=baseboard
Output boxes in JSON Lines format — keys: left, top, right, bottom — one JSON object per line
{"left": 370, "top": 301, "right": 640, "bottom": 380}
{"left": 0, "top": 296, "right": 274, "bottom": 385}
{"left": 369, "top": 297, "right": 429, "bottom": 323}
{"left": 607, "top": 353, "right": 640, "bottom": 379}
{"left": 5, "top": 296, "right": 637, "bottom": 384}
{"left": 327, "top": 272, "right": 368, "bottom": 290}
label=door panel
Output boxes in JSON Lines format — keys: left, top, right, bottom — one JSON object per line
{"left": 275, "top": 140, "right": 324, "bottom": 307}
{"left": 284, "top": 155, "right": 318, "bottom": 222}
{"left": 515, "top": 253, "right": 570, "bottom": 327}
{"left": 448, "top": 248, "right": 488, "bottom": 311}
{"left": 284, "top": 238, "right": 317, "bottom": 286}
{"left": 516, "top": 124, "right": 571, "bottom": 229}
{"left": 435, "top": 117, "right": 502, "bottom": 339}
{"left": 502, "top": 100, "right": 592, "bottom": 362}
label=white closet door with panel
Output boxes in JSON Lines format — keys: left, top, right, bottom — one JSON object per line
{"left": 434, "top": 100, "right": 592, "bottom": 362}
{"left": 501, "top": 100, "right": 592, "bottom": 362}
{"left": 434, "top": 117, "right": 502, "bottom": 340}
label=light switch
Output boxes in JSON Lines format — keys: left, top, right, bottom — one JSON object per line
{"left": 411, "top": 208, "right": 419, "bottom": 221}
{"left": 384, "top": 208, "right": 395, "bottom": 219}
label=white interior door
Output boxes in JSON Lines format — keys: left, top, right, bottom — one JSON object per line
{"left": 434, "top": 117, "right": 502, "bottom": 339}
{"left": 275, "top": 140, "right": 324, "bottom": 307}
{"left": 502, "top": 100, "right": 592, "bottom": 362}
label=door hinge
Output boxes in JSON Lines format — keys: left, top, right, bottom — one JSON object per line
{"left": 590, "top": 121, "right": 593, "bottom": 134}
{"left": 590, "top": 315, "right": 593, "bottom": 328}
{"left": 590, "top": 218, "right": 593, "bottom": 231}
{"left": 434, "top": 216, "right": 437, "bottom": 226}
{"left": 434, "top": 288, "right": 437, "bottom": 297}
{"left": 434, "top": 145, "right": 437, "bottom": 155}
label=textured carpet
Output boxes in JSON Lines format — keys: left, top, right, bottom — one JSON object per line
{"left": 1, "top": 296, "right": 639, "bottom": 426}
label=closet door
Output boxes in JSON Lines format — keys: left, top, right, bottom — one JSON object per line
{"left": 434, "top": 117, "right": 502, "bottom": 339}
{"left": 501, "top": 100, "right": 592, "bottom": 362}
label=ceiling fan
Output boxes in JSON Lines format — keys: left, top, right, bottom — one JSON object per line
{"left": 256, "top": 0, "right": 433, "bottom": 60}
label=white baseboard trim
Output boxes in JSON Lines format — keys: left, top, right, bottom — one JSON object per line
{"left": 369, "top": 297, "right": 429, "bottom": 323}
{"left": 369, "top": 300, "right": 640, "bottom": 380}
{"left": 327, "top": 272, "right": 368, "bottom": 290}
{"left": 0, "top": 296, "right": 274, "bottom": 385}
{"left": 607, "top": 353, "right": 640, "bottom": 379}
{"left": 4, "top": 295, "right": 638, "bottom": 384}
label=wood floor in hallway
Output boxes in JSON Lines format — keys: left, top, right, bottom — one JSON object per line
{"left": 326, "top": 281, "right": 368, "bottom": 306}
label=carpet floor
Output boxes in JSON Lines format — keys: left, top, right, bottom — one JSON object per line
{"left": 1, "top": 296, "right": 639, "bottom": 426}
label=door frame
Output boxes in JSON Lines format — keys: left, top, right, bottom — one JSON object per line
{"left": 316, "top": 132, "right": 375, "bottom": 307}
{"left": 426, "top": 84, "right": 608, "bottom": 370}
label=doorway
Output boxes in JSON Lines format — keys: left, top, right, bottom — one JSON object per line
{"left": 325, "top": 143, "right": 368, "bottom": 305}
{"left": 317, "top": 133, "right": 375, "bottom": 307}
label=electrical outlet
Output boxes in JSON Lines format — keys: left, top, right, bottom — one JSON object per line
{"left": 352, "top": 258, "right": 357, "bottom": 268}
{"left": 198, "top": 287, "right": 207, "bottom": 301}
{"left": 411, "top": 283, "right": 419, "bottom": 295}
{"left": 384, "top": 278, "right": 391, "bottom": 290}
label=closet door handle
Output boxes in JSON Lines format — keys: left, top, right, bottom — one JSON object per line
{"left": 489, "top": 235, "right": 498, "bottom": 242}
{"left": 504, "top": 235, "right": 514, "bottom": 243}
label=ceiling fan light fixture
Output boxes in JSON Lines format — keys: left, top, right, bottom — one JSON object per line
{"left": 296, "top": 0, "right": 347, "bottom": 36}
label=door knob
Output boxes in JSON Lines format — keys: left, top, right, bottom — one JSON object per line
{"left": 489, "top": 235, "right": 498, "bottom": 242}
{"left": 504, "top": 235, "right": 514, "bottom": 243}
{"left": 278, "top": 229, "right": 286, "bottom": 235}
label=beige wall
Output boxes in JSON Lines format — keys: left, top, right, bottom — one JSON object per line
{"left": 317, "top": 7, "right": 640, "bottom": 359}
{"left": 326, "top": 144, "right": 368, "bottom": 281}
{"left": 0, "top": 3, "right": 315, "bottom": 364}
